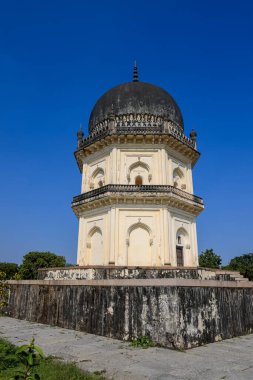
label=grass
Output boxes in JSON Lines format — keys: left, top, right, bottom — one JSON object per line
{"left": 0, "top": 338, "right": 105, "bottom": 380}
{"left": 130, "top": 335, "right": 155, "bottom": 348}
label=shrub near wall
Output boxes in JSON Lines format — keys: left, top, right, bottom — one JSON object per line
{"left": 18, "top": 252, "right": 66, "bottom": 280}
{"left": 0, "top": 263, "right": 19, "bottom": 279}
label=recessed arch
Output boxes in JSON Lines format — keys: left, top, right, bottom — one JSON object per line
{"left": 88, "top": 225, "right": 102, "bottom": 239}
{"left": 128, "top": 161, "right": 151, "bottom": 185}
{"left": 127, "top": 222, "right": 152, "bottom": 266}
{"left": 127, "top": 221, "right": 152, "bottom": 239}
{"left": 129, "top": 161, "right": 150, "bottom": 173}
{"left": 173, "top": 167, "right": 184, "bottom": 179}
{"left": 176, "top": 227, "right": 189, "bottom": 267}
{"left": 173, "top": 167, "right": 185, "bottom": 189}
{"left": 87, "top": 226, "right": 103, "bottom": 265}
{"left": 91, "top": 167, "right": 105, "bottom": 180}
{"left": 90, "top": 167, "right": 105, "bottom": 189}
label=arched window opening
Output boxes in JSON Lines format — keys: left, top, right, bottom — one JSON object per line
{"left": 90, "top": 167, "right": 105, "bottom": 189}
{"left": 128, "top": 161, "right": 150, "bottom": 185}
{"left": 176, "top": 227, "right": 189, "bottom": 267}
{"left": 173, "top": 167, "right": 185, "bottom": 189}
{"left": 135, "top": 176, "right": 143, "bottom": 186}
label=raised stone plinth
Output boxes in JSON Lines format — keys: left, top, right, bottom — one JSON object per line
{"left": 6, "top": 277, "right": 253, "bottom": 350}
{"left": 37, "top": 266, "right": 243, "bottom": 282}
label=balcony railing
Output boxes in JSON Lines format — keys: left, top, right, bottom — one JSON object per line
{"left": 77, "top": 121, "right": 196, "bottom": 151}
{"left": 72, "top": 184, "right": 204, "bottom": 206}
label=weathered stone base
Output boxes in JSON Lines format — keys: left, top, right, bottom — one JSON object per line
{"left": 6, "top": 280, "right": 253, "bottom": 349}
{"left": 38, "top": 266, "right": 233, "bottom": 281}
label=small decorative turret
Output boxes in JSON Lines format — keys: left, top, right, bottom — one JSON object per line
{"left": 190, "top": 128, "right": 197, "bottom": 149}
{"left": 133, "top": 61, "right": 139, "bottom": 82}
{"left": 77, "top": 123, "right": 84, "bottom": 148}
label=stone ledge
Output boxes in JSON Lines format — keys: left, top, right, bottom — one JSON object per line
{"left": 7, "top": 278, "right": 253, "bottom": 288}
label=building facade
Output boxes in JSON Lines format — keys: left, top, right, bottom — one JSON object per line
{"left": 72, "top": 66, "right": 204, "bottom": 267}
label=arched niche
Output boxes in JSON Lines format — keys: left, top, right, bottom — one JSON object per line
{"left": 173, "top": 167, "right": 186, "bottom": 190}
{"left": 175, "top": 227, "right": 189, "bottom": 267}
{"left": 87, "top": 226, "right": 103, "bottom": 265}
{"left": 90, "top": 167, "right": 105, "bottom": 189}
{"left": 126, "top": 222, "right": 153, "bottom": 266}
{"left": 127, "top": 161, "right": 152, "bottom": 185}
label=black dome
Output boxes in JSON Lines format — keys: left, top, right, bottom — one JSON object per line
{"left": 88, "top": 81, "right": 184, "bottom": 132}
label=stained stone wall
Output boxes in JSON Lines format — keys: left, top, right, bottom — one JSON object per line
{"left": 38, "top": 267, "right": 231, "bottom": 281}
{"left": 6, "top": 281, "right": 253, "bottom": 349}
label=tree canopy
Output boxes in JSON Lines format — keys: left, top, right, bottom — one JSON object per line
{"left": 226, "top": 253, "right": 253, "bottom": 280}
{"left": 18, "top": 252, "right": 66, "bottom": 280}
{"left": 0, "top": 262, "right": 19, "bottom": 279}
{"left": 198, "top": 249, "right": 222, "bottom": 269}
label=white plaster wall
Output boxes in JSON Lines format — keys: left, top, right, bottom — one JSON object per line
{"left": 76, "top": 145, "right": 198, "bottom": 267}
{"left": 168, "top": 210, "right": 197, "bottom": 267}
{"left": 77, "top": 206, "right": 198, "bottom": 267}
{"left": 80, "top": 145, "right": 193, "bottom": 190}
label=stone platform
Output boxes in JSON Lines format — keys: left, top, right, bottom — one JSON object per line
{"left": 6, "top": 266, "right": 253, "bottom": 350}
{"left": 38, "top": 265, "right": 247, "bottom": 282}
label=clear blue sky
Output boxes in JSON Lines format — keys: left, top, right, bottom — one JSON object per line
{"left": 0, "top": 0, "right": 252, "bottom": 265}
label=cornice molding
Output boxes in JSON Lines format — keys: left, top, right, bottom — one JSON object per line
{"left": 75, "top": 130, "right": 200, "bottom": 172}
{"left": 72, "top": 184, "right": 204, "bottom": 217}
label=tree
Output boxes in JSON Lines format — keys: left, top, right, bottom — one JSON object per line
{"left": 226, "top": 253, "right": 253, "bottom": 280}
{"left": 199, "top": 249, "right": 222, "bottom": 269}
{"left": 0, "top": 262, "right": 19, "bottom": 279}
{"left": 18, "top": 252, "right": 66, "bottom": 280}
{"left": 0, "top": 271, "right": 9, "bottom": 310}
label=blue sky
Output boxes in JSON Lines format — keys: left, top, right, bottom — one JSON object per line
{"left": 0, "top": 0, "right": 252, "bottom": 265}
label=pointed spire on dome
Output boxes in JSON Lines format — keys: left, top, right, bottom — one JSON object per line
{"left": 133, "top": 61, "right": 139, "bottom": 82}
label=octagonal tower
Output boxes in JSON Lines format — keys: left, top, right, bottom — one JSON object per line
{"left": 72, "top": 65, "right": 204, "bottom": 267}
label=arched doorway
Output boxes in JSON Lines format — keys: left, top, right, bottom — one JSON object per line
{"left": 127, "top": 223, "right": 152, "bottom": 266}
{"left": 176, "top": 228, "right": 188, "bottom": 267}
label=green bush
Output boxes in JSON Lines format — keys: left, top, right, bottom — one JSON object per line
{"left": 199, "top": 249, "right": 221, "bottom": 269}
{"left": 12, "top": 337, "right": 44, "bottom": 380}
{"left": 0, "top": 339, "right": 18, "bottom": 372}
{"left": 226, "top": 253, "right": 253, "bottom": 280}
{"left": 0, "top": 263, "right": 19, "bottom": 279}
{"left": 0, "top": 338, "right": 105, "bottom": 380}
{"left": 130, "top": 335, "right": 155, "bottom": 348}
{"left": 0, "top": 271, "right": 9, "bottom": 310}
{"left": 18, "top": 252, "right": 66, "bottom": 280}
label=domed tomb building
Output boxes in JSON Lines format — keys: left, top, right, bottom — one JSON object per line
{"left": 72, "top": 66, "right": 204, "bottom": 267}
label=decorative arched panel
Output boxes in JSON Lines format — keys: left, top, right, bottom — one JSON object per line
{"left": 87, "top": 226, "right": 103, "bottom": 265}
{"left": 127, "top": 222, "right": 152, "bottom": 266}
{"left": 173, "top": 167, "right": 186, "bottom": 190}
{"left": 127, "top": 161, "right": 151, "bottom": 185}
{"left": 90, "top": 167, "right": 105, "bottom": 189}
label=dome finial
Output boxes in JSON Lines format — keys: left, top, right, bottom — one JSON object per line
{"left": 133, "top": 61, "right": 139, "bottom": 82}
